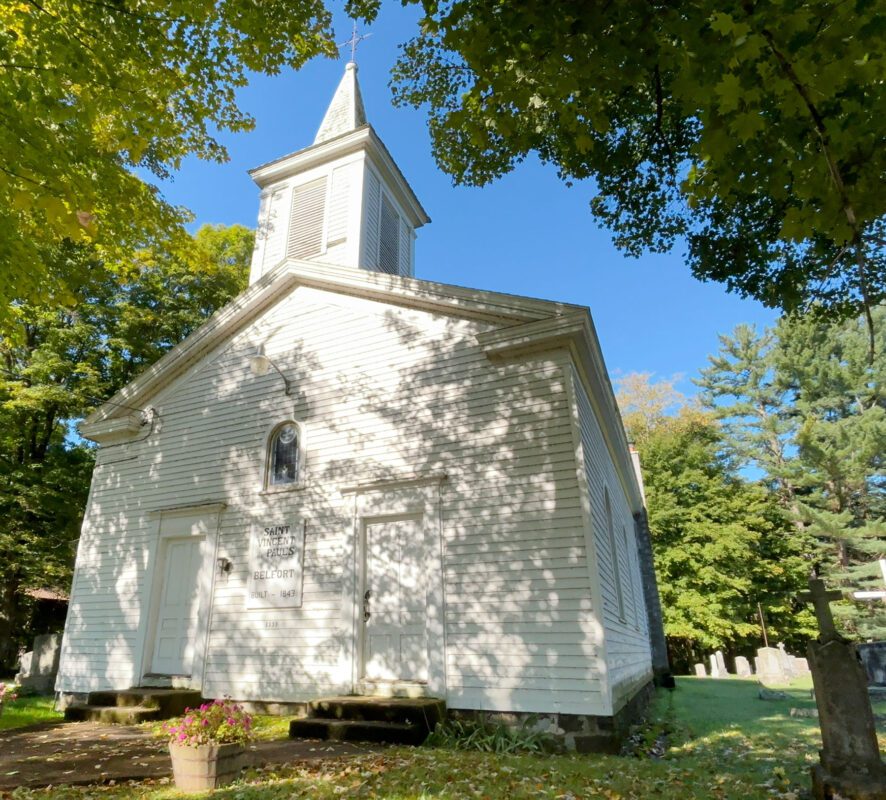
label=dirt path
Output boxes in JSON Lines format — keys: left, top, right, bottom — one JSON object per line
{"left": 0, "top": 721, "right": 370, "bottom": 791}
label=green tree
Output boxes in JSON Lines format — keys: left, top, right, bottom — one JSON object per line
{"left": 697, "top": 308, "right": 886, "bottom": 639}
{"left": 389, "top": 0, "right": 886, "bottom": 330}
{"left": 696, "top": 325, "right": 800, "bottom": 511}
{"left": 0, "top": 225, "right": 251, "bottom": 668}
{"left": 630, "top": 405, "right": 814, "bottom": 671}
{"left": 0, "top": 0, "right": 333, "bottom": 321}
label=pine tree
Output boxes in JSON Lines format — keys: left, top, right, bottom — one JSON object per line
{"left": 776, "top": 308, "right": 886, "bottom": 639}
{"left": 697, "top": 308, "right": 886, "bottom": 640}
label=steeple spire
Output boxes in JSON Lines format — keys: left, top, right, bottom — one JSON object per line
{"left": 313, "top": 62, "right": 367, "bottom": 145}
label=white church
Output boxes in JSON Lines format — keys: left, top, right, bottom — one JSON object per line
{"left": 57, "top": 61, "right": 668, "bottom": 744}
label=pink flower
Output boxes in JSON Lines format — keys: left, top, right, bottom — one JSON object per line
{"left": 178, "top": 732, "right": 187, "bottom": 741}
{"left": 201, "top": 719, "right": 209, "bottom": 726}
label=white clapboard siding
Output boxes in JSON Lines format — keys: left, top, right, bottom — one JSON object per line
{"left": 288, "top": 177, "right": 327, "bottom": 260}
{"left": 260, "top": 188, "right": 289, "bottom": 273}
{"left": 398, "top": 217, "right": 412, "bottom": 276}
{"left": 325, "top": 164, "right": 352, "bottom": 260}
{"left": 59, "top": 285, "right": 610, "bottom": 716}
{"left": 571, "top": 368, "right": 651, "bottom": 702}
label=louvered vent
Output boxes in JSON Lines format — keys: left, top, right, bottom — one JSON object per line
{"left": 326, "top": 165, "right": 351, "bottom": 249}
{"left": 363, "top": 170, "right": 380, "bottom": 269}
{"left": 379, "top": 194, "right": 400, "bottom": 275}
{"left": 287, "top": 177, "right": 327, "bottom": 260}
{"left": 260, "top": 189, "right": 288, "bottom": 271}
{"left": 399, "top": 218, "right": 411, "bottom": 276}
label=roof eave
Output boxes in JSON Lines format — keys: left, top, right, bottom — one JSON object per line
{"left": 477, "top": 312, "right": 645, "bottom": 512}
{"left": 248, "top": 126, "right": 430, "bottom": 229}
{"left": 84, "top": 262, "right": 578, "bottom": 429}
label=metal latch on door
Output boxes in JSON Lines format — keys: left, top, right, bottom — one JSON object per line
{"left": 363, "top": 589, "right": 372, "bottom": 621}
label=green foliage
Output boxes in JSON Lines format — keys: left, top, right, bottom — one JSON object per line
{"left": 425, "top": 718, "right": 554, "bottom": 754}
{"left": 698, "top": 307, "right": 886, "bottom": 639}
{"left": 0, "top": 693, "right": 62, "bottom": 731}
{"left": 0, "top": 225, "right": 251, "bottom": 668}
{"left": 628, "top": 405, "right": 815, "bottom": 666}
{"left": 390, "top": 0, "right": 886, "bottom": 319}
{"left": 0, "top": 0, "right": 335, "bottom": 322}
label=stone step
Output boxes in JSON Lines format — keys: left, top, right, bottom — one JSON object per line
{"left": 308, "top": 696, "right": 446, "bottom": 729}
{"left": 64, "top": 704, "right": 164, "bottom": 724}
{"left": 289, "top": 717, "right": 427, "bottom": 745}
{"left": 85, "top": 688, "right": 204, "bottom": 716}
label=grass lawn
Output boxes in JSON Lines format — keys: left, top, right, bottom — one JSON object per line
{"left": 0, "top": 694, "right": 63, "bottom": 731}
{"left": 6, "top": 676, "right": 886, "bottom": 799}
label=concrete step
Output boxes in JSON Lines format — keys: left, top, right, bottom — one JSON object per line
{"left": 289, "top": 717, "right": 427, "bottom": 745}
{"left": 64, "top": 688, "right": 206, "bottom": 724}
{"left": 308, "top": 696, "right": 446, "bottom": 728}
{"left": 64, "top": 704, "right": 163, "bottom": 724}
{"left": 85, "top": 688, "right": 203, "bottom": 716}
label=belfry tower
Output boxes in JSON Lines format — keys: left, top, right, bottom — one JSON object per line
{"left": 247, "top": 62, "right": 430, "bottom": 285}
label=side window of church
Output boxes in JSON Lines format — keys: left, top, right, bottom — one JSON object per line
{"left": 288, "top": 177, "right": 327, "bottom": 260}
{"left": 605, "top": 488, "right": 626, "bottom": 621}
{"left": 269, "top": 423, "right": 300, "bottom": 486}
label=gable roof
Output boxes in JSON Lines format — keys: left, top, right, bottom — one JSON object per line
{"left": 80, "top": 261, "right": 642, "bottom": 510}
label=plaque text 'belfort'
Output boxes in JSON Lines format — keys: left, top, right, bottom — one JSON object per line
{"left": 246, "top": 522, "right": 304, "bottom": 609}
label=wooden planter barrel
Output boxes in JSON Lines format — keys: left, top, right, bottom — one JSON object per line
{"left": 168, "top": 742, "right": 246, "bottom": 792}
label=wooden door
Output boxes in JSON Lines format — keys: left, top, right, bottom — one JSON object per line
{"left": 362, "top": 517, "right": 428, "bottom": 682}
{"left": 150, "top": 537, "right": 203, "bottom": 675}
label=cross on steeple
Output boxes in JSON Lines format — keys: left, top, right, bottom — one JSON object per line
{"left": 799, "top": 577, "right": 843, "bottom": 642}
{"left": 339, "top": 20, "right": 371, "bottom": 63}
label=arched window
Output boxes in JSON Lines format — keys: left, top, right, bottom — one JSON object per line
{"left": 269, "top": 423, "right": 300, "bottom": 486}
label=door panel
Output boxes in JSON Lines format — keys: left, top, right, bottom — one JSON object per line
{"left": 151, "top": 537, "right": 203, "bottom": 675}
{"left": 363, "top": 517, "right": 428, "bottom": 682}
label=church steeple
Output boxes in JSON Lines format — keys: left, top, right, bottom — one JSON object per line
{"left": 247, "top": 62, "right": 429, "bottom": 286}
{"left": 313, "top": 62, "right": 367, "bottom": 145}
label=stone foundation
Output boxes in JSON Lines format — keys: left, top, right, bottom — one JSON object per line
{"left": 449, "top": 680, "right": 656, "bottom": 753}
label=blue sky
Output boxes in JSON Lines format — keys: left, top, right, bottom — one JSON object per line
{"left": 155, "top": 3, "right": 777, "bottom": 397}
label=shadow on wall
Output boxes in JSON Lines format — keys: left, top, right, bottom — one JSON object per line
{"left": 60, "top": 288, "right": 624, "bottom": 712}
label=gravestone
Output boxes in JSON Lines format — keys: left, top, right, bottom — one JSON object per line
{"left": 858, "top": 642, "right": 886, "bottom": 686}
{"left": 757, "top": 646, "right": 788, "bottom": 685}
{"left": 799, "top": 578, "right": 886, "bottom": 799}
{"left": 754, "top": 656, "right": 761, "bottom": 675}
{"left": 793, "top": 656, "right": 810, "bottom": 674}
{"left": 715, "top": 650, "right": 728, "bottom": 676}
{"left": 777, "top": 642, "right": 796, "bottom": 679}
{"left": 735, "top": 656, "right": 752, "bottom": 677}
{"left": 14, "top": 633, "right": 62, "bottom": 693}
{"left": 709, "top": 653, "right": 722, "bottom": 678}
{"left": 694, "top": 663, "right": 707, "bottom": 677}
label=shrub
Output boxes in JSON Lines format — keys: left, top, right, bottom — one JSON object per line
{"left": 425, "top": 718, "right": 555, "bottom": 754}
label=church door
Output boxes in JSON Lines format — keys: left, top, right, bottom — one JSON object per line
{"left": 362, "top": 516, "right": 429, "bottom": 683}
{"left": 150, "top": 537, "right": 204, "bottom": 676}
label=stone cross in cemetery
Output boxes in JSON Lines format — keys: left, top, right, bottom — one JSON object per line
{"left": 799, "top": 577, "right": 886, "bottom": 799}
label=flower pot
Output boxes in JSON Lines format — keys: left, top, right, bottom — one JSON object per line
{"left": 168, "top": 741, "right": 246, "bottom": 792}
